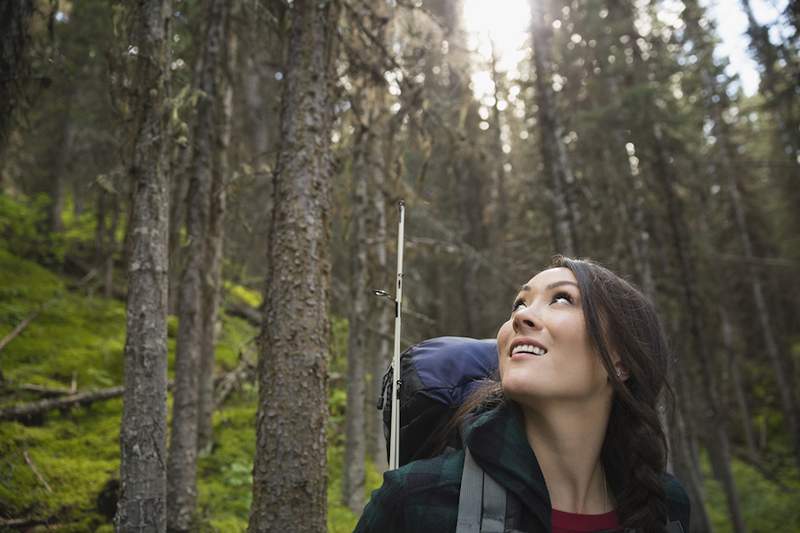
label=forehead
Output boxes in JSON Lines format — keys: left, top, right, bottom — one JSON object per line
{"left": 519, "top": 267, "right": 577, "bottom": 292}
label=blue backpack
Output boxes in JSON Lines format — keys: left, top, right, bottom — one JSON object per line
{"left": 378, "top": 336, "right": 498, "bottom": 467}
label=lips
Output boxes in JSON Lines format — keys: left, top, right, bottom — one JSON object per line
{"left": 509, "top": 338, "right": 548, "bottom": 357}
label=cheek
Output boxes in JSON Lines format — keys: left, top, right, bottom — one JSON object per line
{"left": 496, "top": 319, "right": 513, "bottom": 377}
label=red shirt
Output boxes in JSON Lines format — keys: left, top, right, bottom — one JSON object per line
{"left": 551, "top": 508, "right": 620, "bottom": 533}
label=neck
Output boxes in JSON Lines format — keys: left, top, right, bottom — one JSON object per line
{"left": 519, "top": 397, "right": 614, "bottom": 514}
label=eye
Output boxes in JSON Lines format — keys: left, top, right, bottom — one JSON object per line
{"left": 511, "top": 298, "right": 527, "bottom": 313}
{"left": 550, "top": 291, "right": 574, "bottom": 305}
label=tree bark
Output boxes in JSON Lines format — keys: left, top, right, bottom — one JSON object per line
{"left": 197, "top": 0, "right": 236, "bottom": 452}
{"left": 529, "top": 0, "right": 578, "bottom": 256}
{"left": 0, "top": 0, "right": 33, "bottom": 156}
{"left": 166, "top": 0, "right": 230, "bottom": 529}
{"left": 342, "top": 127, "right": 370, "bottom": 513}
{"left": 115, "top": 1, "right": 172, "bottom": 531}
{"left": 248, "top": 0, "right": 339, "bottom": 530}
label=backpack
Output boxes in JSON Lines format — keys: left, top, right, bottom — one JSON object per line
{"left": 377, "top": 336, "right": 687, "bottom": 533}
{"left": 378, "top": 336, "right": 498, "bottom": 467}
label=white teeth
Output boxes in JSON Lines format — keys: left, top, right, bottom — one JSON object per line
{"left": 512, "top": 344, "right": 547, "bottom": 356}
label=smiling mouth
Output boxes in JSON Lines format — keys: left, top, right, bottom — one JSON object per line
{"left": 510, "top": 344, "right": 548, "bottom": 357}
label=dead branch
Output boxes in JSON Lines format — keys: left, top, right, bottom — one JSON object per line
{"left": 0, "top": 385, "right": 124, "bottom": 422}
{"left": 0, "top": 311, "right": 41, "bottom": 353}
{"left": 0, "top": 516, "right": 59, "bottom": 529}
{"left": 23, "top": 449, "right": 52, "bottom": 493}
{"left": 215, "top": 356, "right": 256, "bottom": 407}
{"left": 15, "top": 383, "right": 73, "bottom": 397}
{"left": 0, "top": 268, "right": 97, "bottom": 354}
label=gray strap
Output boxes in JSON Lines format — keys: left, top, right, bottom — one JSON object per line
{"left": 457, "top": 446, "right": 483, "bottom": 533}
{"left": 666, "top": 521, "right": 684, "bottom": 533}
{"left": 457, "top": 446, "right": 507, "bottom": 533}
{"left": 480, "top": 469, "right": 506, "bottom": 532}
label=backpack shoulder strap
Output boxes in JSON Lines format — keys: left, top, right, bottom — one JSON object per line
{"left": 457, "top": 446, "right": 507, "bottom": 533}
{"left": 666, "top": 520, "right": 684, "bottom": 533}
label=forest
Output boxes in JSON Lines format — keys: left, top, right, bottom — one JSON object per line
{"left": 0, "top": 0, "right": 798, "bottom": 531}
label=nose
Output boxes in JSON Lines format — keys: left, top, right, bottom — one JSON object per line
{"left": 512, "top": 304, "right": 541, "bottom": 333}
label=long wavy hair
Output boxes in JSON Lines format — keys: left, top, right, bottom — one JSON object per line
{"left": 449, "top": 256, "right": 672, "bottom": 532}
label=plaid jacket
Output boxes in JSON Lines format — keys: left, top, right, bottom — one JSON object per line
{"left": 354, "top": 402, "right": 691, "bottom": 533}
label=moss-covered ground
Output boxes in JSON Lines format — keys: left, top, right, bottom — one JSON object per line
{"left": 0, "top": 247, "right": 381, "bottom": 531}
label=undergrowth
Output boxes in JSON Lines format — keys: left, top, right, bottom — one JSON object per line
{"left": 0, "top": 246, "right": 382, "bottom": 531}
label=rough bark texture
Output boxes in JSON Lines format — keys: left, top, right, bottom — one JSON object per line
{"left": 530, "top": 0, "right": 578, "bottom": 256}
{"left": 0, "top": 0, "right": 33, "bottom": 153}
{"left": 197, "top": 1, "right": 235, "bottom": 452}
{"left": 166, "top": 1, "right": 230, "bottom": 530}
{"left": 342, "top": 128, "right": 370, "bottom": 513}
{"left": 248, "top": 0, "right": 339, "bottom": 530}
{"left": 115, "top": 1, "right": 172, "bottom": 532}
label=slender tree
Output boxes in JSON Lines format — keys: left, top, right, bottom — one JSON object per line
{"left": 248, "top": 0, "right": 340, "bottom": 530}
{"left": 342, "top": 124, "right": 370, "bottom": 512}
{"left": 115, "top": 1, "right": 172, "bottom": 531}
{"left": 529, "top": 0, "right": 579, "bottom": 256}
{"left": 197, "top": 0, "right": 236, "bottom": 453}
{"left": 166, "top": 0, "right": 231, "bottom": 528}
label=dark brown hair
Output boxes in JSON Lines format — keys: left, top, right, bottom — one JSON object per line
{"left": 451, "top": 256, "right": 671, "bottom": 532}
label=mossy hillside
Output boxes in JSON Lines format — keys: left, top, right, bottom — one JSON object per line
{"left": 0, "top": 248, "right": 382, "bottom": 530}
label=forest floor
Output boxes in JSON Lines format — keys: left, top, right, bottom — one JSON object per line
{"left": 0, "top": 246, "right": 381, "bottom": 532}
{"left": 0, "top": 240, "right": 797, "bottom": 531}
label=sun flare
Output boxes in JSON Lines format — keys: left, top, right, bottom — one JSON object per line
{"left": 462, "top": 0, "right": 531, "bottom": 98}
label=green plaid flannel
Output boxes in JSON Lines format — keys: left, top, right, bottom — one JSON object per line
{"left": 354, "top": 402, "right": 690, "bottom": 532}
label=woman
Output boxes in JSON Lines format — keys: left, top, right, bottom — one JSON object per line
{"left": 354, "top": 257, "right": 690, "bottom": 533}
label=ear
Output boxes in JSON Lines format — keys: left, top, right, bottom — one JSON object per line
{"left": 613, "top": 361, "right": 629, "bottom": 382}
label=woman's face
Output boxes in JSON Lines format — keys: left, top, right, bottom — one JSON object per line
{"left": 496, "top": 267, "right": 612, "bottom": 407}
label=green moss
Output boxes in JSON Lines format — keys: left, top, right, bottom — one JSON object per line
{"left": 0, "top": 401, "right": 120, "bottom": 528}
{"left": 224, "top": 281, "right": 262, "bottom": 309}
{"left": 196, "top": 403, "right": 256, "bottom": 532}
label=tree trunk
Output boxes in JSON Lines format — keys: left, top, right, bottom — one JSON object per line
{"left": 0, "top": 0, "right": 33, "bottom": 155}
{"left": 721, "top": 308, "right": 759, "bottom": 459}
{"left": 197, "top": 0, "right": 236, "bottom": 452}
{"left": 670, "top": 364, "right": 713, "bottom": 533}
{"left": 105, "top": 195, "right": 121, "bottom": 299}
{"left": 649, "top": 123, "right": 747, "bottom": 533}
{"left": 369, "top": 117, "right": 393, "bottom": 468}
{"left": 248, "top": 0, "right": 339, "bottom": 530}
{"left": 343, "top": 127, "right": 370, "bottom": 513}
{"left": 529, "top": 0, "right": 578, "bottom": 256}
{"left": 166, "top": 0, "right": 229, "bottom": 529}
{"left": 114, "top": 1, "right": 172, "bottom": 532}
{"left": 488, "top": 46, "right": 509, "bottom": 237}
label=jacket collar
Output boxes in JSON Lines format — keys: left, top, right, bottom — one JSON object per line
{"left": 463, "top": 401, "right": 551, "bottom": 531}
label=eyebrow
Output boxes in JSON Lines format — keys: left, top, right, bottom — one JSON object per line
{"left": 519, "top": 280, "right": 579, "bottom": 293}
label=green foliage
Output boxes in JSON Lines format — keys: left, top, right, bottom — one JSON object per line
{"left": 702, "top": 452, "right": 800, "bottom": 533}
{"left": 196, "top": 404, "right": 256, "bottom": 532}
{"left": 224, "top": 281, "right": 262, "bottom": 309}
{"left": 0, "top": 193, "right": 63, "bottom": 261}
